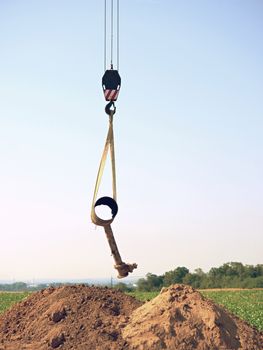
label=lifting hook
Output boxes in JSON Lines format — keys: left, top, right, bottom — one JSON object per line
{"left": 105, "top": 101, "right": 116, "bottom": 116}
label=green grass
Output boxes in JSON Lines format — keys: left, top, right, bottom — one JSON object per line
{"left": 128, "top": 289, "right": 263, "bottom": 331}
{"left": 202, "top": 289, "right": 263, "bottom": 331}
{"left": 128, "top": 291, "right": 159, "bottom": 302}
{"left": 0, "top": 292, "right": 30, "bottom": 315}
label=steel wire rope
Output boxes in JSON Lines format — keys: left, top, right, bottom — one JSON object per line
{"left": 104, "top": 0, "right": 119, "bottom": 70}
{"left": 110, "top": 0, "right": 114, "bottom": 67}
{"left": 117, "top": 0, "right": 119, "bottom": 70}
{"left": 104, "top": 0, "right": 107, "bottom": 71}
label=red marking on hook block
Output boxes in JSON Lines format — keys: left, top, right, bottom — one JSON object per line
{"left": 104, "top": 89, "right": 120, "bottom": 101}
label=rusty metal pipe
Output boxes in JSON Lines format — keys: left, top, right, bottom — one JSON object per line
{"left": 104, "top": 225, "right": 137, "bottom": 278}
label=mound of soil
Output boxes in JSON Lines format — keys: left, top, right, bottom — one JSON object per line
{"left": 122, "top": 284, "right": 263, "bottom": 350}
{"left": 0, "top": 284, "right": 262, "bottom": 350}
{"left": 0, "top": 285, "right": 142, "bottom": 350}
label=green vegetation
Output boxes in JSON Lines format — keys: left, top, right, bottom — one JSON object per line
{"left": 0, "top": 282, "right": 28, "bottom": 292}
{"left": 202, "top": 289, "right": 263, "bottom": 331}
{"left": 0, "top": 292, "right": 29, "bottom": 314}
{"left": 135, "top": 262, "right": 263, "bottom": 291}
{"left": 127, "top": 289, "right": 263, "bottom": 331}
{"left": 128, "top": 291, "right": 159, "bottom": 302}
{"left": 0, "top": 282, "right": 67, "bottom": 292}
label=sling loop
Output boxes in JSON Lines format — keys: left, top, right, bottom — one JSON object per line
{"left": 91, "top": 108, "right": 137, "bottom": 278}
{"left": 91, "top": 111, "right": 117, "bottom": 227}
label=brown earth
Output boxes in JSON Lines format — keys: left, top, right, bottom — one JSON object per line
{"left": 0, "top": 284, "right": 262, "bottom": 350}
{"left": 123, "top": 284, "right": 263, "bottom": 350}
{"left": 0, "top": 285, "right": 142, "bottom": 350}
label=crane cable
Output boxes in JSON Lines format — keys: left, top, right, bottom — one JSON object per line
{"left": 104, "top": 0, "right": 119, "bottom": 71}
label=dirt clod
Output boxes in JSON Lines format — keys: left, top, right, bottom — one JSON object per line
{"left": 51, "top": 307, "right": 67, "bottom": 323}
{"left": 50, "top": 333, "right": 65, "bottom": 348}
{"left": 0, "top": 284, "right": 262, "bottom": 350}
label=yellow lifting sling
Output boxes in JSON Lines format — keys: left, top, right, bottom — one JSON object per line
{"left": 91, "top": 103, "right": 137, "bottom": 278}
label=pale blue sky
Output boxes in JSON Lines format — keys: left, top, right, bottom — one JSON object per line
{"left": 0, "top": 0, "right": 262, "bottom": 280}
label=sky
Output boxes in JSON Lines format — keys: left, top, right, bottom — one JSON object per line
{"left": 0, "top": 0, "right": 262, "bottom": 281}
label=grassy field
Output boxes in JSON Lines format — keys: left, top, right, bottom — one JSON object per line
{"left": 0, "top": 289, "right": 262, "bottom": 331}
{"left": 0, "top": 292, "right": 29, "bottom": 314}
{"left": 201, "top": 289, "right": 263, "bottom": 331}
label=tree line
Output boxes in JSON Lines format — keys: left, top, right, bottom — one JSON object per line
{"left": 131, "top": 262, "right": 263, "bottom": 292}
{"left": 112, "top": 262, "right": 263, "bottom": 292}
{"left": 0, "top": 282, "right": 68, "bottom": 292}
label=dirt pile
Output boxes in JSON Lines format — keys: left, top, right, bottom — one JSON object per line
{"left": 0, "top": 284, "right": 262, "bottom": 350}
{"left": 122, "top": 284, "right": 263, "bottom": 350}
{"left": 0, "top": 285, "right": 142, "bottom": 350}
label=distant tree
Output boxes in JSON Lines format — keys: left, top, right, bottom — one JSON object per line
{"left": 146, "top": 273, "right": 163, "bottom": 290}
{"left": 241, "top": 276, "right": 263, "bottom": 288}
{"left": 137, "top": 273, "right": 163, "bottom": 291}
{"left": 194, "top": 268, "right": 205, "bottom": 276}
{"left": 183, "top": 273, "right": 202, "bottom": 288}
{"left": 0, "top": 282, "right": 28, "bottom": 291}
{"left": 245, "top": 264, "right": 263, "bottom": 278}
{"left": 163, "top": 267, "right": 189, "bottom": 286}
{"left": 228, "top": 262, "right": 246, "bottom": 278}
{"left": 113, "top": 282, "right": 133, "bottom": 292}
{"left": 137, "top": 278, "right": 151, "bottom": 292}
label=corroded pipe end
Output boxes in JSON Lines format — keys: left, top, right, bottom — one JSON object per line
{"left": 91, "top": 196, "right": 118, "bottom": 227}
{"left": 114, "top": 262, "right": 138, "bottom": 279}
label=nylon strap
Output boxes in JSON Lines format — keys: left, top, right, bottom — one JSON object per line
{"left": 91, "top": 113, "right": 117, "bottom": 227}
{"left": 90, "top": 109, "right": 138, "bottom": 278}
